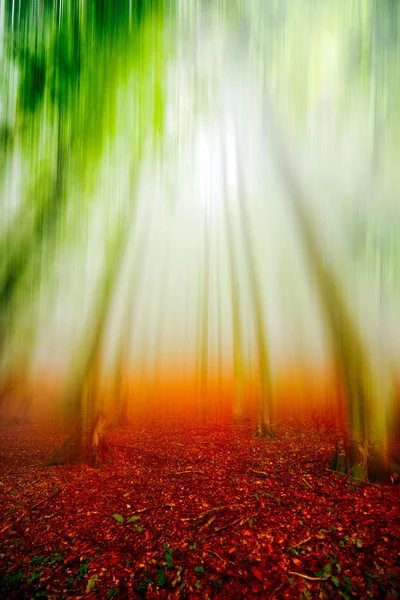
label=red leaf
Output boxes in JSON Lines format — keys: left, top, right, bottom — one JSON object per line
{"left": 251, "top": 567, "right": 263, "bottom": 582}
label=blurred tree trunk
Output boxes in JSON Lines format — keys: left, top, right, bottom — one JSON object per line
{"left": 235, "top": 134, "right": 276, "bottom": 438}
{"left": 266, "top": 101, "right": 397, "bottom": 481}
{"left": 222, "top": 138, "right": 245, "bottom": 420}
{"left": 47, "top": 167, "right": 140, "bottom": 465}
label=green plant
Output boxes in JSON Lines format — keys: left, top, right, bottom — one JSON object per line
{"left": 163, "top": 543, "right": 173, "bottom": 568}
{"left": 194, "top": 566, "right": 205, "bottom": 573}
{"left": 127, "top": 516, "right": 140, "bottom": 523}
{"left": 86, "top": 575, "right": 98, "bottom": 593}
{"left": 76, "top": 560, "right": 90, "bottom": 580}
{"left": 112, "top": 514, "right": 124, "bottom": 524}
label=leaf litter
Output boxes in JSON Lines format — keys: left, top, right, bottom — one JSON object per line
{"left": 0, "top": 418, "right": 399, "bottom": 598}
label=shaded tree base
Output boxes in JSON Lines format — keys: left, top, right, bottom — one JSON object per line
{"left": 252, "top": 422, "right": 278, "bottom": 439}
{"left": 44, "top": 410, "right": 110, "bottom": 467}
{"left": 329, "top": 435, "right": 400, "bottom": 484}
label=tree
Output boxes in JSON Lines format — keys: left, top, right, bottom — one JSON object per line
{"left": 265, "top": 97, "right": 398, "bottom": 481}
{"left": 234, "top": 133, "right": 276, "bottom": 438}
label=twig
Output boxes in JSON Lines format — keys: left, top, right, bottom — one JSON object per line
{"left": 301, "top": 478, "right": 313, "bottom": 490}
{"left": 200, "top": 515, "right": 217, "bottom": 530}
{"left": 269, "top": 582, "right": 284, "bottom": 599}
{"left": 207, "top": 549, "right": 235, "bottom": 566}
{"left": 214, "top": 516, "right": 245, "bottom": 533}
{"left": 181, "top": 504, "right": 242, "bottom": 523}
{"left": 136, "top": 503, "right": 175, "bottom": 514}
{"left": 249, "top": 469, "right": 269, "bottom": 478}
{"left": 291, "top": 536, "right": 311, "bottom": 549}
{"left": 171, "top": 470, "right": 205, "bottom": 476}
{"left": 326, "top": 468, "right": 374, "bottom": 486}
{"left": 288, "top": 571, "right": 330, "bottom": 582}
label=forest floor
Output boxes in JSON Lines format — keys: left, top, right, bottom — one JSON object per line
{"left": 0, "top": 418, "right": 399, "bottom": 599}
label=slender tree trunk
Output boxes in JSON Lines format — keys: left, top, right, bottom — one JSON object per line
{"left": 234, "top": 129, "right": 276, "bottom": 438}
{"left": 222, "top": 138, "right": 245, "bottom": 420}
{"left": 197, "top": 209, "right": 211, "bottom": 420}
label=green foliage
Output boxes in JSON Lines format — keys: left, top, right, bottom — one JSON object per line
{"left": 158, "top": 569, "right": 167, "bottom": 586}
{"left": 127, "top": 515, "right": 141, "bottom": 523}
{"left": 163, "top": 543, "right": 174, "bottom": 568}
{"left": 112, "top": 514, "right": 124, "bottom": 524}
{"left": 86, "top": 575, "right": 98, "bottom": 593}
{"left": 76, "top": 560, "right": 90, "bottom": 581}
{"left": 18, "top": 51, "right": 46, "bottom": 114}
{"left": 194, "top": 566, "right": 205, "bottom": 573}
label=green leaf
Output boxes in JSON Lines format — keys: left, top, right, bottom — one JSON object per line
{"left": 166, "top": 554, "right": 173, "bottom": 568}
{"left": 331, "top": 576, "right": 340, "bottom": 587}
{"left": 112, "top": 514, "right": 124, "bottom": 524}
{"left": 356, "top": 538, "right": 363, "bottom": 548}
{"left": 86, "top": 575, "right": 98, "bottom": 593}
{"left": 189, "top": 544, "right": 196, "bottom": 550}
{"left": 323, "top": 564, "right": 331, "bottom": 575}
{"left": 194, "top": 566, "right": 205, "bottom": 573}
{"left": 134, "top": 524, "right": 143, "bottom": 533}
{"left": 127, "top": 516, "right": 140, "bottom": 523}
{"left": 107, "top": 589, "right": 119, "bottom": 598}
{"left": 158, "top": 570, "right": 166, "bottom": 586}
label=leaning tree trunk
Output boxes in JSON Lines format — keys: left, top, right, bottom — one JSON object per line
{"left": 47, "top": 164, "right": 141, "bottom": 466}
{"left": 264, "top": 96, "right": 397, "bottom": 481}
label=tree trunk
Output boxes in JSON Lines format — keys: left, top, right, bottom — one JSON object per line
{"left": 264, "top": 96, "right": 396, "bottom": 478}
{"left": 234, "top": 130, "right": 276, "bottom": 438}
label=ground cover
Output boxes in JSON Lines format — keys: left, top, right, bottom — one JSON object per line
{"left": 0, "top": 419, "right": 399, "bottom": 598}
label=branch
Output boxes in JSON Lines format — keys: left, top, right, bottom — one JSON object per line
{"left": 181, "top": 504, "right": 242, "bottom": 523}
{"left": 171, "top": 470, "right": 205, "bottom": 476}
{"left": 214, "top": 516, "right": 246, "bottom": 533}
{"left": 136, "top": 503, "right": 175, "bottom": 514}
{"left": 301, "top": 478, "right": 313, "bottom": 490}
{"left": 207, "top": 549, "right": 235, "bottom": 566}
{"left": 288, "top": 571, "right": 330, "bottom": 582}
{"left": 249, "top": 469, "right": 269, "bottom": 478}
{"left": 291, "top": 536, "right": 311, "bottom": 549}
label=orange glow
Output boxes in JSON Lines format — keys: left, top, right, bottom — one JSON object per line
{"left": 1, "top": 362, "right": 354, "bottom": 429}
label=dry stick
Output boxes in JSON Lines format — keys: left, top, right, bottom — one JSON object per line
{"left": 288, "top": 571, "right": 330, "bottom": 582}
{"left": 326, "top": 468, "right": 374, "bottom": 486}
{"left": 214, "top": 516, "right": 246, "bottom": 533}
{"left": 136, "top": 503, "right": 175, "bottom": 514}
{"left": 301, "top": 477, "right": 313, "bottom": 490}
{"left": 182, "top": 504, "right": 242, "bottom": 523}
{"left": 171, "top": 470, "right": 205, "bottom": 476}
{"left": 269, "top": 582, "right": 284, "bottom": 599}
{"left": 249, "top": 469, "right": 269, "bottom": 478}
{"left": 291, "top": 536, "right": 311, "bottom": 549}
{"left": 207, "top": 549, "right": 235, "bottom": 566}
{"left": 200, "top": 515, "right": 217, "bottom": 531}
